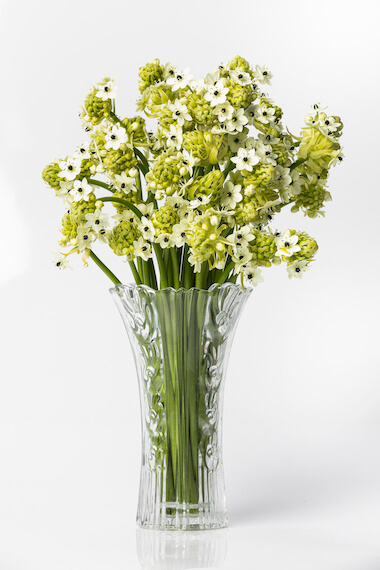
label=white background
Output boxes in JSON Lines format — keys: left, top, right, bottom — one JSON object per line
{"left": 0, "top": 0, "right": 379, "bottom": 568}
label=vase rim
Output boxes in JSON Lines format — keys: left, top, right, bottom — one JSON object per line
{"left": 109, "top": 282, "right": 253, "bottom": 296}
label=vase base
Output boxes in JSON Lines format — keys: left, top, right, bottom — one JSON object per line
{"left": 137, "top": 502, "right": 228, "bottom": 531}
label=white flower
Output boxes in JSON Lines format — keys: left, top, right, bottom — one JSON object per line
{"left": 96, "top": 78, "right": 117, "bottom": 100}
{"left": 204, "top": 70, "right": 221, "bottom": 86}
{"left": 226, "top": 108, "right": 249, "bottom": 133}
{"left": 58, "top": 156, "right": 82, "bottom": 181}
{"left": 105, "top": 125, "right": 128, "bottom": 151}
{"left": 254, "top": 65, "right": 273, "bottom": 85}
{"left": 84, "top": 209, "right": 110, "bottom": 232}
{"left": 255, "top": 105, "right": 276, "bottom": 124}
{"left": 220, "top": 181, "right": 243, "bottom": 209}
{"left": 233, "top": 251, "right": 253, "bottom": 273}
{"left": 204, "top": 80, "right": 229, "bottom": 107}
{"left": 57, "top": 180, "right": 74, "bottom": 203}
{"left": 171, "top": 219, "right": 191, "bottom": 247}
{"left": 255, "top": 141, "right": 278, "bottom": 166}
{"left": 288, "top": 169, "right": 304, "bottom": 196}
{"left": 258, "top": 132, "right": 280, "bottom": 146}
{"left": 133, "top": 237, "right": 153, "bottom": 261}
{"left": 189, "top": 194, "right": 211, "bottom": 209}
{"left": 76, "top": 225, "right": 95, "bottom": 251}
{"left": 137, "top": 203, "right": 155, "bottom": 219}
{"left": 166, "top": 124, "right": 183, "bottom": 150}
{"left": 165, "top": 196, "right": 190, "bottom": 217}
{"left": 229, "top": 68, "right": 252, "bottom": 86}
{"left": 287, "top": 260, "right": 310, "bottom": 279}
{"left": 163, "top": 62, "right": 178, "bottom": 81}
{"left": 245, "top": 103, "right": 259, "bottom": 125}
{"left": 52, "top": 252, "right": 70, "bottom": 270}
{"left": 244, "top": 265, "right": 264, "bottom": 286}
{"left": 71, "top": 178, "right": 93, "bottom": 202}
{"left": 274, "top": 165, "right": 292, "bottom": 200}
{"left": 275, "top": 230, "right": 301, "bottom": 258}
{"left": 227, "top": 131, "right": 248, "bottom": 152}
{"left": 227, "top": 226, "right": 255, "bottom": 250}
{"left": 178, "top": 150, "right": 195, "bottom": 176}
{"left": 75, "top": 141, "right": 91, "bottom": 159}
{"left": 113, "top": 172, "right": 136, "bottom": 193}
{"left": 319, "top": 115, "right": 341, "bottom": 137}
{"left": 231, "top": 147, "right": 260, "bottom": 171}
{"left": 155, "top": 234, "right": 171, "bottom": 248}
{"left": 214, "top": 102, "right": 234, "bottom": 122}
{"left": 188, "top": 253, "right": 203, "bottom": 273}
{"left": 167, "top": 99, "right": 192, "bottom": 126}
{"left": 138, "top": 216, "right": 155, "bottom": 241}
{"left": 305, "top": 114, "right": 320, "bottom": 128}
{"left": 166, "top": 68, "right": 192, "bottom": 91}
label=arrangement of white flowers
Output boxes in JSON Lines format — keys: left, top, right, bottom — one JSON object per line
{"left": 43, "top": 56, "right": 343, "bottom": 289}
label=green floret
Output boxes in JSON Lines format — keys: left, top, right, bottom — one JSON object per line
{"left": 139, "top": 59, "right": 164, "bottom": 93}
{"left": 108, "top": 220, "right": 140, "bottom": 259}
{"left": 60, "top": 194, "right": 97, "bottom": 246}
{"left": 84, "top": 88, "right": 112, "bottom": 125}
{"left": 249, "top": 231, "right": 277, "bottom": 267}
{"left": 42, "top": 160, "right": 61, "bottom": 190}
{"left": 229, "top": 56, "right": 251, "bottom": 73}
{"left": 103, "top": 147, "right": 138, "bottom": 176}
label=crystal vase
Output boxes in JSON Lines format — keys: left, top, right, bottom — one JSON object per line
{"left": 110, "top": 283, "right": 251, "bottom": 530}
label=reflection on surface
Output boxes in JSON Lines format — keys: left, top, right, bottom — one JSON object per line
{"left": 136, "top": 528, "right": 228, "bottom": 569}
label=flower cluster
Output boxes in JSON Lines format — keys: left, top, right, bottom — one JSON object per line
{"left": 43, "top": 57, "right": 343, "bottom": 289}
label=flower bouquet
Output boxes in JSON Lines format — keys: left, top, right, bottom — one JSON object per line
{"left": 43, "top": 55, "right": 343, "bottom": 529}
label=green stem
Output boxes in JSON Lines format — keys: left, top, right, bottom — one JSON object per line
{"left": 98, "top": 196, "right": 142, "bottom": 219}
{"left": 223, "top": 159, "right": 235, "bottom": 178}
{"left": 153, "top": 244, "right": 168, "bottom": 288}
{"left": 88, "top": 179, "right": 114, "bottom": 192}
{"left": 129, "top": 260, "right": 142, "bottom": 285}
{"left": 170, "top": 248, "right": 180, "bottom": 289}
{"left": 89, "top": 250, "right": 121, "bottom": 285}
{"left": 134, "top": 147, "right": 150, "bottom": 175}
{"left": 216, "top": 260, "right": 235, "bottom": 284}
{"left": 110, "top": 111, "right": 121, "bottom": 124}
{"left": 290, "top": 158, "right": 307, "bottom": 171}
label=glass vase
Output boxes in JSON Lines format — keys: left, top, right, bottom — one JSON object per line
{"left": 110, "top": 283, "right": 251, "bottom": 530}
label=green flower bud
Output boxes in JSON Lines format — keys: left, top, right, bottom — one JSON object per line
{"left": 186, "top": 170, "right": 224, "bottom": 200}
{"left": 298, "top": 127, "right": 341, "bottom": 171}
{"left": 152, "top": 204, "right": 180, "bottom": 234}
{"left": 60, "top": 194, "right": 97, "bottom": 246}
{"left": 242, "top": 164, "right": 275, "bottom": 189}
{"left": 182, "top": 131, "right": 227, "bottom": 166}
{"left": 84, "top": 88, "right": 112, "bottom": 125}
{"left": 226, "top": 83, "right": 253, "bottom": 109}
{"left": 108, "top": 220, "right": 140, "bottom": 259}
{"left": 121, "top": 116, "right": 147, "bottom": 144}
{"left": 146, "top": 151, "right": 182, "bottom": 196}
{"left": 229, "top": 56, "right": 251, "bottom": 73}
{"left": 289, "top": 232, "right": 318, "bottom": 262}
{"left": 112, "top": 189, "right": 140, "bottom": 214}
{"left": 234, "top": 186, "right": 279, "bottom": 226}
{"left": 103, "top": 147, "right": 138, "bottom": 176}
{"left": 187, "top": 92, "right": 215, "bottom": 126}
{"left": 292, "top": 178, "right": 331, "bottom": 218}
{"left": 138, "top": 59, "right": 164, "bottom": 93}
{"left": 249, "top": 231, "right": 277, "bottom": 267}
{"left": 42, "top": 160, "right": 61, "bottom": 190}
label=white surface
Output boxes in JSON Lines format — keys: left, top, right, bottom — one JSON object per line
{"left": 1, "top": 0, "right": 380, "bottom": 568}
